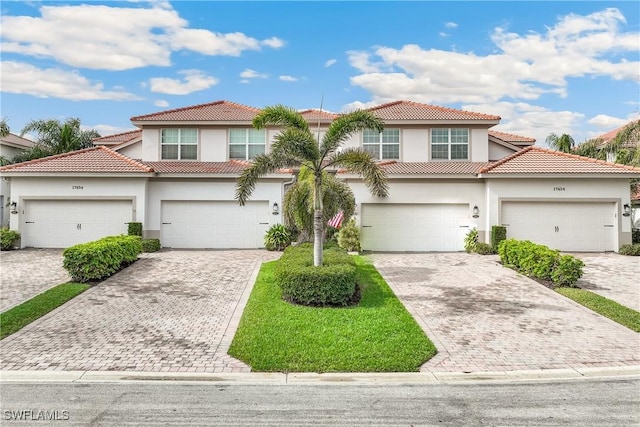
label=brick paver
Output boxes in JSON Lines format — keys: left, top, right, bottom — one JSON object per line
{"left": 0, "top": 249, "right": 69, "bottom": 312}
{"left": 370, "top": 253, "right": 640, "bottom": 373}
{"left": 0, "top": 250, "right": 279, "bottom": 372}
{"left": 572, "top": 253, "right": 640, "bottom": 311}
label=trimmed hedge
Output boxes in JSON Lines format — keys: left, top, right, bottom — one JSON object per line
{"left": 498, "top": 239, "right": 584, "bottom": 287}
{"left": 475, "top": 242, "right": 494, "bottom": 255}
{"left": 491, "top": 225, "right": 507, "bottom": 252}
{"left": 127, "top": 222, "right": 143, "bottom": 237}
{"left": 142, "top": 238, "right": 161, "bottom": 253}
{"left": 619, "top": 243, "right": 640, "bottom": 256}
{"left": 63, "top": 235, "right": 142, "bottom": 283}
{"left": 0, "top": 228, "right": 20, "bottom": 251}
{"left": 275, "top": 243, "right": 357, "bottom": 306}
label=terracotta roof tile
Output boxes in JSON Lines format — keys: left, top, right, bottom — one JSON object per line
{"left": 366, "top": 100, "right": 501, "bottom": 121}
{"left": 480, "top": 146, "right": 640, "bottom": 175}
{"left": 0, "top": 146, "right": 153, "bottom": 173}
{"left": 143, "top": 160, "right": 292, "bottom": 175}
{"left": 488, "top": 130, "right": 535, "bottom": 145}
{"left": 131, "top": 100, "right": 261, "bottom": 122}
{"left": 1, "top": 133, "right": 34, "bottom": 148}
{"left": 93, "top": 129, "right": 142, "bottom": 145}
{"left": 337, "top": 161, "right": 490, "bottom": 175}
{"left": 299, "top": 109, "right": 338, "bottom": 122}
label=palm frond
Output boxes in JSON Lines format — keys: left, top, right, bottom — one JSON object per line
{"left": 320, "top": 110, "right": 384, "bottom": 158}
{"left": 271, "top": 128, "right": 320, "bottom": 166}
{"left": 235, "top": 154, "right": 281, "bottom": 205}
{"left": 252, "top": 105, "right": 310, "bottom": 132}
{"left": 326, "top": 148, "right": 389, "bottom": 197}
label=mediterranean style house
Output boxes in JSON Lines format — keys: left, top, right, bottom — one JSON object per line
{"left": 1, "top": 133, "right": 34, "bottom": 228}
{"left": 1, "top": 100, "right": 639, "bottom": 252}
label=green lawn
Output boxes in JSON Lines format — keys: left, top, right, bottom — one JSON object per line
{"left": 0, "top": 283, "right": 90, "bottom": 339}
{"left": 556, "top": 287, "right": 640, "bottom": 332}
{"left": 229, "top": 256, "right": 436, "bottom": 372}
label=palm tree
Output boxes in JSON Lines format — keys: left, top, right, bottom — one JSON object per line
{"left": 284, "top": 167, "right": 356, "bottom": 242}
{"left": 0, "top": 118, "right": 9, "bottom": 138}
{"left": 236, "top": 105, "right": 389, "bottom": 266}
{"left": 546, "top": 133, "right": 575, "bottom": 153}
{"left": 13, "top": 118, "right": 100, "bottom": 163}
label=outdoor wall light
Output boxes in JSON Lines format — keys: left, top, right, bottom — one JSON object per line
{"left": 622, "top": 204, "right": 631, "bottom": 217}
{"left": 272, "top": 202, "right": 279, "bottom": 215}
{"left": 10, "top": 201, "right": 17, "bottom": 214}
{"left": 472, "top": 205, "right": 480, "bottom": 218}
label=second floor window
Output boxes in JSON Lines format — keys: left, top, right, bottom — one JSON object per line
{"left": 431, "top": 128, "right": 469, "bottom": 160}
{"left": 229, "top": 129, "right": 266, "bottom": 160}
{"left": 161, "top": 129, "right": 197, "bottom": 160}
{"left": 363, "top": 128, "right": 400, "bottom": 160}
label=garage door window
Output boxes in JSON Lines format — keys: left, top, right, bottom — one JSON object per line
{"left": 431, "top": 128, "right": 468, "bottom": 160}
{"left": 363, "top": 128, "right": 400, "bottom": 160}
{"left": 229, "top": 129, "right": 266, "bottom": 160}
{"left": 161, "top": 129, "right": 198, "bottom": 160}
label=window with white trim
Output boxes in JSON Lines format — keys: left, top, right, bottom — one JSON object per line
{"left": 229, "top": 129, "right": 266, "bottom": 160}
{"left": 363, "top": 128, "right": 400, "bottom": 160}
{"left": 161, "top": 129, "right": 198, "bottom": 160}
{"left": 431, "top": 128, "right": 469, "bottom": 160}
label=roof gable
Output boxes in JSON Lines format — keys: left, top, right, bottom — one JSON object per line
{"left": 131, "top": 100, "right": 261, "bottom": 122}
{"left": 366, "top": 100, "right": 501, "bottom": 121}
{"left": 93, "top": 129, "right": 142, "bottom": 145}
{"left": 0, "top": 146, "right": 153, "bottom": 174}
{"left": 1, "top": 133, "right": 34, "bottom": 149}
{"left": 488, "top": 130, "right": 535, "bottom": 145}
{"left": 480, "top": 146, "right": 640, "bottom": 175}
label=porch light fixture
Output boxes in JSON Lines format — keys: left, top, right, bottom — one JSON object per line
{"left": 10, "top": 201, "right": 17, "bottom": 214}
{"left": 272, "top": 202, "right": 279, "bottom": 215}
{"left": 472, "top": 205, "right": 480, "bottom": 218}
{"left": 622, "top": 204, "right": 631, "bottom": 217}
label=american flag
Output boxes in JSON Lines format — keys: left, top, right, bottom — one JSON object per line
{"left": 327, "top": 210, "right": 345, "bottom": 229}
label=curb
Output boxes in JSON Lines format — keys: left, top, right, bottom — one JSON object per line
{"left": 2, "top": 366, "right": 639, "bottom": 385}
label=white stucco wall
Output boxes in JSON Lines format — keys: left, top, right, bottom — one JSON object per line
{"left": 201, "top": 129, "right": 227, "bottom": 161}
{"left": 402, "top": 129, "right": 428, "bottom": 161}
{"left": 470, "top": 128, "right": 489, "bottom": 162}
{"left": 116, "top": 142, "right": 142, "bottom": 160}
{"left": 145, "top": 179, "right": 286, "bottom": 236}
{"left": 142, "top": 128, "right": 160, "bottom": 161}
{"left": 8, "top": 176, "right": 148, "bottom": 237}
{"left": 488, "top": 141, "right": 517, "bottom": 161}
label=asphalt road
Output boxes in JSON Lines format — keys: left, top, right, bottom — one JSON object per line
{"left": 1, "top": 378, "right": 638, "bottom": 426}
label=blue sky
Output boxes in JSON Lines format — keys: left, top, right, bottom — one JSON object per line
{"left": 1, "top": 1, "right": 639, "bottom": 145}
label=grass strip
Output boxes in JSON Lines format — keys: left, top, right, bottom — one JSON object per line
{"left": 0, "top": 283, "right": 90, "bottom": 339}
{"left": 556, "top": 287, "right": 640, "bottom": 332}
{"left": 229, "top": 256, "right": 436, "bottom": 372}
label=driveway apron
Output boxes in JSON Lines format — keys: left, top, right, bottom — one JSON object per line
{"left": 370, "top": 253, "right": 640, "bottom": 373}
{"left": 0, "top": 249, "right": 69, "bottom": 312}
{"left": 0, "top": 250, "right": 279, "bottom": 373}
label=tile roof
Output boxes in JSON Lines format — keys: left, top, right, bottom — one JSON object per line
{"left": 131, "top": 100, "right": 261, "bottom": 122}
{"left": 1, "top": 133, "right": 34, "bottom": 148}
{"left": 93, "top": 129, "right": 142, "bottom": 145}
{"left": 374, "top": 161, "right": 491, "bottom": 175}
{"left": 0, "top": 146, "right": 153, "bottom": 174}
{"left": 488, "top": 130, "right": 535, "bottom": 145}
{"left": 480, "top": 146, "right": 640, "bottom": 175}
{"left": 366, "top": 100, "right": 501, "bottom": 121}
{"left": 593, "top": 120, "right": 639, "bottom": 148}
{"left": 143, "top": 160, "right": 293, "bottom": 175}
{"left": 299, "top": 109, "right": 338, "bottom": 122}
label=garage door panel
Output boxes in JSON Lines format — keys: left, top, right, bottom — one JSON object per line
{"left": 361, "top": 204, "right": 469, "bottom": 252}
{"left": 23, "top": 200, "right": 132, "bottom": 248}
{"left": 161, "top": 201, "right": 269, "bottom": 249}
{"left": 501, "top": 202, "right": 615, "bottom": 252}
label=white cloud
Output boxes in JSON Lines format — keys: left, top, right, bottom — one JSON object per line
{"left": 587, "top": 114, "right": 629, "bottom": 129}
{"left": 341, "top": 100, "right": 380, "bottom": 112}
{"left": 240, "top": 68, "right": 268, "bottom": 79}
{"left": 445, "top": 22, "right": 458, "bottom": 29}
{"left": 0, "top": 4, "right": 284, "bottom": 70}
{"left": 279, "top": 75, "right": 298, "bottom": 82}
{"left": 154, "top": 99, "right": 169, "bottom": 107}
{"left": 325, "top": 59, "right": 337, "bottom": 68}
{"left": 439, "top": 32, "right": 449, "bottom": 38}
{"left": 149, "top": 70, "right": 218, "bottom": 95}
{"left": 88, "top": 124, "right": 135, "bottom": 136}
{"left": 347, "top": 8, "right": 639, "bottom": 106}
{"left": 0, "top": 60, "right": 141, "bottom": 101}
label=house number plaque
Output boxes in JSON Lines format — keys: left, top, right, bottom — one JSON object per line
{"left": 72, "top": 185, "right": 84, "bottom": 190}
{"left": 553, "top": 186, "right": 565, "bottom": 191}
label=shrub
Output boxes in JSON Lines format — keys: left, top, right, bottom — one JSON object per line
{"left": 63, "top": 235, "right": 142, "bottom": 283}
{"left": 491, "top": 226, "right": 507, "bottom": 252}
{"left": 632, "top": 229, "right": 640, "bottom": 244}
{"left": 337, "top": 219, "right": 361, "bottom": 252}
{"left": 264, "top": 224, "right": 293, "bottom": 251}
{"left": 141, "top": 239, "right": 161, "bottom": 253}
{"left": 475, "top": 242, "right": 494, "bottom": 255}
{"left": 275, "top": 243, "right": 357, "bottom": 306}
{"left": 127, "top": 222, "right": 143, "bottom": 237}
{"left": 497, "top": 239, "right": 583, "bottom": 287}
{"left": 619, "top": 243, "right": 640, "bottom": 256}
{"left": 0, "top": 228, "right": 20, "bottom": 251}
{"left": 464, "top": 228, "right": 479, "bottom": 253}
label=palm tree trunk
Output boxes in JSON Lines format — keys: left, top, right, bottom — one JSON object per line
{"left": 313, "top": 173, "right": 323, "bottom": 267}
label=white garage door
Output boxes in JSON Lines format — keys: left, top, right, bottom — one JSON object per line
{"left": 361, "top": 204, "right": 470, "bottom": 252}
{"left": 161, "top": 201, "right": 270, "bottom": 248}
{"left": 501, "top": 202, "right": 615, "bottom": 252}
{"left": 23, "top": 200, "right": 132, "bottom": 248}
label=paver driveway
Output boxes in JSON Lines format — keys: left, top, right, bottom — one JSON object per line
{"left": 0, "top": 249, "right": 69, "bottom": 312}
{"left": 0, "top": 250, "right": 279, "bottom": 372}
{"left": 370, "top": 253, "right": 640, "bottom": 373}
